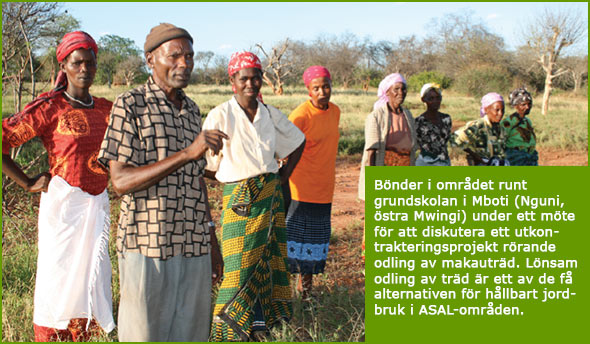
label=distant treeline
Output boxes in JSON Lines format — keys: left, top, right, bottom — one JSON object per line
{"left": 3, "top": 3, "right": 587, "bottom": 115}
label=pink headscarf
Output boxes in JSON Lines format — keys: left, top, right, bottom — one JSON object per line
{"left": 302, "top": 66, "right": 331, "bottom": 87}
{"left": 374, "top": 73, "right": 406, "bottom": 111}
{"left": 480, "top": 92, "right": 504, "bottom": 117}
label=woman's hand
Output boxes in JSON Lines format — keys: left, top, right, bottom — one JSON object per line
{"left": 2, "top": 154, "right": 51, "bottom": 193}
{"left": 279, "top": 139, "right": 306, "bottom": 184}
{"left": 210, "top": 241, "right": 224, "bottom": 285}
{"left": 367, "top": 149, "right": 377, "bottom": 166}
{"left": 27, "top": 172, "right": 52, "bottom": 193}
{"left": 464, "top": 148, "right": 485, "bottom": 165}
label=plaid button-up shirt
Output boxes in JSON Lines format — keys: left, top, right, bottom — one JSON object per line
{"left": 98, "top": 77, "right": 210, "bottom": 259}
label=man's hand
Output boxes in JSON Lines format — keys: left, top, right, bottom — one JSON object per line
{"left": 187, "top": 129, "right": 229, "bottom": 159}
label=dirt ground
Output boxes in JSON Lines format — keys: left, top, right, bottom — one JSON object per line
{"left": 331, "top": 155, "right": 364, "bottom": 237}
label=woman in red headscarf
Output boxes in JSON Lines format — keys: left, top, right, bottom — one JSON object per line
{"left": 285, "top": 66, "right": 340, "bottom": 300}
{"left": 203, "top": 51, "right": 305, "bottom": 341}
{"left": 2, "top": 31, "right": 115, "bottom": 341}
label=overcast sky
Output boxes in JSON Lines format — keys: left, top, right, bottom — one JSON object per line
{"left": 64, "top": 2, "right": 588, "bottom": 56}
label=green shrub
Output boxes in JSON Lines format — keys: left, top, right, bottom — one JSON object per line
{"left": 407, "top": 71, "right": 452, "bottom": 93}
{"left": 338, "top": 133, "right": 364, "bottom": 155}
{"left": 454, "top": 65, "right": 512, "bottom": 98}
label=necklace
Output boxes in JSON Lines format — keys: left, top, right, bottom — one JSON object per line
{"left": 64, "top": 91, "right": 94, "bottom": 107}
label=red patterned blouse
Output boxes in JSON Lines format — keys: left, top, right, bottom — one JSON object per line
{"left": 2, "top": 95, "right": 112, "bottom": 195}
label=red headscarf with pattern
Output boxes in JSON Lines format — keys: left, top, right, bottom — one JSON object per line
{"left": 227, "top": 51, "right": 264, "bottom": 102}
{"left": 227, "top": 51, "right": 262, "bottom": 76}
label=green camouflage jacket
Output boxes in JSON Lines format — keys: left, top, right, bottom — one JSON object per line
{"left": 451, "top": 115, "right": 507, "bottom": 162}
{"left": 502, "top": 113, "right": 537, "bottom": 153}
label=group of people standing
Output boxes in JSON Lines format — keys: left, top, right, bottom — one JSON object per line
{"left": 2, "top": 24, "right": 340, "bottom": 343}
{"left": 359, "top": 72, "right": 538, "bottom": 174}
{"left": 2, "top": 23, "right": 540, "bottom": 343}
{"left": 357, "top": 73, "right": 538, "bottom": 259}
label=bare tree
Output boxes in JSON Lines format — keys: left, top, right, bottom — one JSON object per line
{"left": 365, "top": 40, "right": 393, "bottom": 70}
{"left": 96, "top": 34, "right": 142, "bottom": 87}
{"left": 523, "top": 8, "right": 587, "bottom": 115}
{"left": 256, "top": 39, "right": 291, "bottom": 95}
{"left": 2, "top": 2, "right": 61, "bottom": 111}
{"left": 195, "top": 51, "right": 215, "bottom": 70}
{"left": 325, "top": 33, "right": 366, "bottom": 88}
{"left": 192, "top": 51, "right": 215, "bottom": 83}
{"left": 283, "top": 34, "right": 367, "bottom": 88}
{"left": 563, "top": 54, "right": 588, "bottom": 93}
{"left": 429, "top": 11, "right": 509, "bottom": 79}
{"left": 115, "top": 55, "right": 145, "bottom": 86}
{"left": 385, "top": 35, "right": 438, "bottom": 77}
{"left": 210, "top": 55, "right": 229, "bottom": 86}
{"left": 509, "top": 46, "right": 546, "bottom": 92}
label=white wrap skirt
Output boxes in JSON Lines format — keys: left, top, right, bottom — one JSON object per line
{"left": 33, "top": 176, "right": 115, "bottom": 332}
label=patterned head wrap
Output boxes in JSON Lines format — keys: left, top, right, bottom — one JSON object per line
{"left": 228, "top": 51, "right": 262, "bottom": 77}
{"left": 55, "top": 31, "right": 98, "bottom": 89}
{"left": 374, "top": 73, "right": 406, "bottom": 111}
{"left": 420, "top": 83, "right": 442, "bottom": 100}
{"left": 228, "top": 51, "right": 264, "bottom": 102}
{"left": 509, "top": 88, "right": 533, "bottom": 107}
{"left": 302, "top": 66, "right": 331, "bottom": 87}
{"left": 480, "top": 92, "right": 504, "bottom": 118}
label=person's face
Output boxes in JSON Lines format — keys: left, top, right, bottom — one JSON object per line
{"left": 230, "top": 68, "right": 262, "bottom": 100}
{"left": 486, "top": 101, "right": 505, "bottom": 123}
{"left": 307, "top": 77, "right": 332, "bottom": 110}
{"left": 515, "top": 100, "right": 532, "bottom": 117}
{"left": 147, "top": 38, "right": 194, "bottom": 91}
{"left": 387, "top": 82, "right": 407, "bottom": 108}
{"left": 422, "top": 89, "right": 442, "bottom": 112}
{"left": 60, "top": 49, "right": 97, "bottom": 90}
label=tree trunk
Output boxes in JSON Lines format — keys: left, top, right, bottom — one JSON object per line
{"left": 573, "top": 74, "right": 581, "bottom": 93}
{"left": 13, "top": 82, "right": 18, "bottom": 114}
{"left": 262, "top": 73, "right": 278, "bottom": 95}
{"left": 11, "top": 76, "right": 24, "bottom": 161}
{"left": 15, "top": 75, "right": 23, "bottom": 114}
{"left": 29, "top": 52, "right": 36, "bottom": 100}
{"left": 541, "top": 73, "right": 552, "bottom": 116}
{"left": 18, "top": 18, "right": 36, "bottom": 100}
{"left": 275, "top": 74, "right": 283, "bottom": 96}
{"left": 50, "top": 66, "right": 55, "bottom": 86}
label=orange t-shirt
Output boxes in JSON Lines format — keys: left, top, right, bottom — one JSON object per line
{"left": 2, "top": 95, "right": 111, "bottom": 195}
{"left": 288, "top": 100, "right": 340, "bottom": 203}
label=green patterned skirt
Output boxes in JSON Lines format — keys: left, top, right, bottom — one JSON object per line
{"left": 211, "top": 173, "right": 292, "bottom": 341}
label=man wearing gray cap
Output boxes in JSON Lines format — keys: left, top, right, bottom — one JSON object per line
{"left": 98, "top": 23, "right": 227, "bottom": 341}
